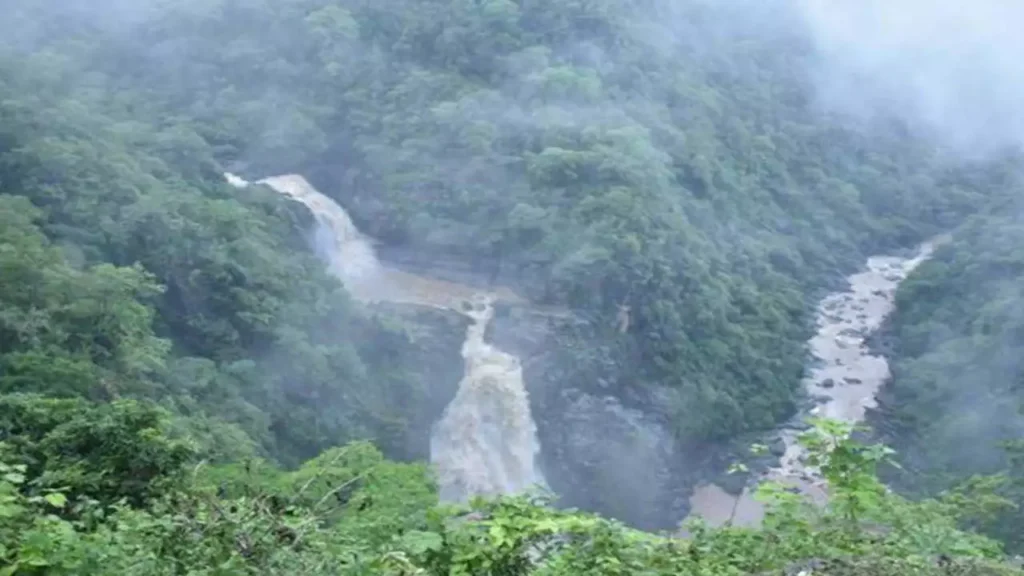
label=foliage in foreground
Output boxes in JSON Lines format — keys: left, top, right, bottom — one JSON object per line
{"left": 1, "top": 410, "right": 1021, "bottom": 575}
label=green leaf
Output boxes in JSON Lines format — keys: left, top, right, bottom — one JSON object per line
{"left": 44, "top": 492, "right": 68, "bottom": 508}
{"left": 400, "top": 530, "right": 444, "bottom": 555}
{"left": 728, "top": 462, "right": 749, "bottom": 474}
{"left": 1, "top": 473, "right": 25, "bottom": 485}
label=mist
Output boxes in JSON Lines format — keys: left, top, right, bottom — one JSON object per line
{"left": 794, "top": 0, "right": 1024, "bottom": 156}
{"left": 6, "top": 0, "right": 1024, "bottom": 546}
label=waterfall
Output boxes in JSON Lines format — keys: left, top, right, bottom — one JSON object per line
{"left": 229, "top": 173, "right": 382, "bottom": 298}
{"left": 431, "top": 295, "right": 546, "bottom": 501}
{"left": 224, "top": 172, "right": 545, "bottom": 501}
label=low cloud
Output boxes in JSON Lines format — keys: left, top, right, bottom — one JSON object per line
{"left": 795, "top": 0, "right": 1024, "bottom": 156}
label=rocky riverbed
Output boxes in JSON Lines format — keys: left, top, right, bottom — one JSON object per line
{"left": 686, "top": 239, "right": 942, "bottom": 527}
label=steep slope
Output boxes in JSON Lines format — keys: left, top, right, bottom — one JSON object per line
{"left": 689, "top": 239, "right": 940, "bottom": 527}
{"left": 2, "top": 0, "right": 1020, "bottom": 529}
{"left": 869, "top": 182, "right": 1024, "bottom": 551}
{"left": 102, "top": 0, "right": 994, "bottom": 428}
{"left": 0, "top": 51, "right": 467, "bottom": 466}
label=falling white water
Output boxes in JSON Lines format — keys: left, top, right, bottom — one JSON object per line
{"left": 228, "top": 173, "right": 382, "bottom": 297}
{"left": 224, "top": 172, "right": 544, "bottom": 501}
{"left": 431, "top": 295, "right": 546, "bottom": 501}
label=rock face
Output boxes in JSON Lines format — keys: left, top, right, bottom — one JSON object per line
{"left": 555, "top": 394, "right": 677, "bottom": 528}
{"left": 367, "top": 302, "right": 469, "bottom": 461}
{"left": 288, "top": 170, "right": 705, "bottom": 528}
{"left": 370, "top": 255, "right": 725, "bottom": 531}
{"left": 487, "top": 302, "right": 694, "bottom": 530}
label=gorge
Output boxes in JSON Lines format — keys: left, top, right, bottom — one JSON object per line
{"left": 689, "top": 238, "right": 943, "bottom": 527}
{"left": 6, "top": 0, "right": 1024, "bottom": 570}
{"left": 228, "top": 169, "right": 946, "bottom": 531}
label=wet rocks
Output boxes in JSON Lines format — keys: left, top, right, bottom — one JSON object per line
{"left": 838, "top": 328, "right": 863, "bottom": 339}
{"left": 784, "top": 420, "right": 812, "bottom": 432}
{"left": 686, "top": 239, "right": 941, "bottom": 531}
{"left": 552, "top": 394, "right": 678, "bottom": 530}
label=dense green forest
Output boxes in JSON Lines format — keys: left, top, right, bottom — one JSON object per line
{"left": 9, "top": 0, "right": 1001, "bottom": 452}
{"left": 2, "top": 0, "right": 1024, "bottom": 571}
{"left": 870, "top": 187, "right": 1024, "bottom": 552}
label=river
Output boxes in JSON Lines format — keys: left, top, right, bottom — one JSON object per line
{"left": 687, "top": 239, "right": 942, "bottom": 527}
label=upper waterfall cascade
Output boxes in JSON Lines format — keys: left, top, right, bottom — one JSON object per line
{"left": 224, "top": 172, "right": 545, "bottom": 501}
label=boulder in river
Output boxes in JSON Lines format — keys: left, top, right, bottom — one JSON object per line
{"left": 821, "top": 378, "right": 835, "bottom": 388}
{"left": 769, "top": 438, "right": 787, "bottom": 457}
{"left": 843, "top": 377, "right": 862, "bottom": 385}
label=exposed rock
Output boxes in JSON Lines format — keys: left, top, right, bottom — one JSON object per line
{"left": 821, "top": 378, "right": 835, "bottom": 388}
{"left": 368, "top": 302, "right": 470, "bottom": 460}
{"left": 549, "top": 393, "right": 678, "bottom": 530}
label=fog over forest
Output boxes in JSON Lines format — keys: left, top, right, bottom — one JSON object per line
{"left": 797, "top": 0, "right": 1024, "bottom": 154}
{"left": 2, "top": 0, "right": 1024, "bottom": 574}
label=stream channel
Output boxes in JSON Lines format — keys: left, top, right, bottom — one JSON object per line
{"left": 687, "top": 239, "right": 942, "bottom": 527}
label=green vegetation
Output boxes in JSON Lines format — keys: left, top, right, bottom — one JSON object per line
{"left": 2, "top": 0, "right": 1024, "bottom": 571}
{"left": 0, "top": 49, "right": 457, "bottom": 465}
{"left": 3, "top": 407, "right": 1022, "bottom": 574}
{"left": 869, "top": 187, "right": 1024, "bottom": 552}
{"left": 7, "top": 0, "right": 1003, "bottom": 456}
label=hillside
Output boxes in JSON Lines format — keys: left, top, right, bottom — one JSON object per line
{"left": 2, "top": 0, "right": 1024, "bottom": 571}
{"left": 869, "top": 184, "right": 1024, "bottom": 552}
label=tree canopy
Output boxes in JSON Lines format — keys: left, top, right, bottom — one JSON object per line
{"left": 1, "top": 0, "right": 1024, "bottom": 571}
